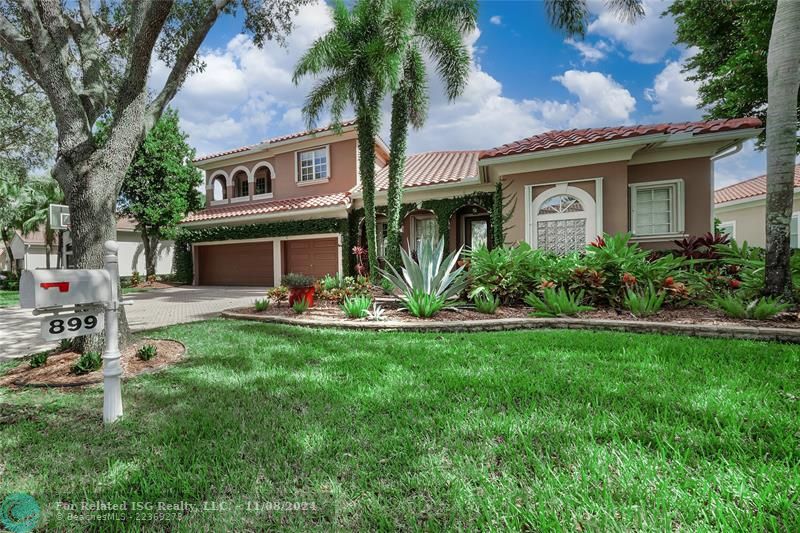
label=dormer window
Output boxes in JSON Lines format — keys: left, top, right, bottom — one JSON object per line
{"left": 297, "top": 147, "right": 329, "bottom": 183}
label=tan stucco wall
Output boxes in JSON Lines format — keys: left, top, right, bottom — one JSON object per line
{"left": 205, "top": 138, "right": 358, "bottom": 204}
{"left": 715, "top": 195, "right": 800, "bottom": 247}
{"left": 628, "top": 157, "right": 713, "bottom": 238}
{"left": 502, "top": 161, "right": 628, "bottom": 245}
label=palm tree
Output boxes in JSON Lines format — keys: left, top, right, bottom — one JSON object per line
{"left": 383, "top": 0, "right": 643, "bottom": 264}
{"left": 384, "top": 0, "right": 477, "bottom": 267}
{"left": 19, "top": 177, "right": 64, "bottom": 269}
{"left": 764, "top": 0, "right": 800, "bottom": 299}
{"left": 0, "top": 171, "right": 25, "bottom": 274}
{"left": 294, "top": 0, "right": 415, "bottom": 279}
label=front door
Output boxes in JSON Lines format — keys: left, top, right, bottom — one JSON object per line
{"left": 464, "top": 215, "right": 491, "bottom": 250}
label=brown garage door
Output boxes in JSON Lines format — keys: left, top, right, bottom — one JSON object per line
{"left": 283, "top": 238, "right": 339, "bottom": 279}
{"left": 198, "top": 241, "right": 274, "bottom": 286}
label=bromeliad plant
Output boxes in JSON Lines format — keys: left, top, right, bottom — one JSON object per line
{"left": 381, "top": 238, "right": 467, "bottom": 318}
{"left": 524, "top": 287, "right": 593, "bottom": 317}
{"left": 623, "top": 283, "right": 666, "bottom": 318}
{"left": 469, "top": 287, "right": 500, "bottom": 314}
{"left": 708, "top": 294, "right": 790, "bottom": 320}
{"left": 341, "top": 295, "right": 373, "bottom": 319}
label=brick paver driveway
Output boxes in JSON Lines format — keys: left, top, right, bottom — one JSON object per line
{"left": 0, "top": 286, "right": 266, "bottom": 360}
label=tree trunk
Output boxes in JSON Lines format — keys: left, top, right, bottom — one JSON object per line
{"left": 44, "top": 221, "right": 52, "bottom": 269}
{"left": 1, "top": 228, "right": 15, "bottom": 275}
{"left": 141, "top": 226, "right": 159, "bottom": 278}
{"left": 57, "top": 230, "right": 63, "bottom": 268}
{"left": 357, "top": 101, "right": 381, "bottom": 281}
{"left": 386, "top": 91, "right": 409, "bottom": 268}
{"left": 765, "top": 0, "right": 800, "bottom": 299}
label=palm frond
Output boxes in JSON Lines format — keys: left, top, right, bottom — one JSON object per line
{"left": 545, "top": 0, "right": 590, "bottom": 37}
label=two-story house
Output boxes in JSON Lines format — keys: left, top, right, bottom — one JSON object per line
{"left": 180, "top": 117, "right": 762, "bottom": 286}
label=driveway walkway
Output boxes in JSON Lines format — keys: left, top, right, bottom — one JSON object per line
{"left": 0, "top": 286, "right": 266, "bottom": 360}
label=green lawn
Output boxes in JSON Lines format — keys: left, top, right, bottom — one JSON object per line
{"left": 1, "top": 322, "right": 798, "bottom": 531}
{"left": 0, "top": 289, "right": 19, "bottom": 308}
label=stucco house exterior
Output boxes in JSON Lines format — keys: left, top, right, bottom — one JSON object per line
{"left": 179, "top": 117, "right": 762, "bottom": 286}
{"left": 714, "top": 164, "right": 800, "bottom": 248}
{"left": 3, "top": 217, "right": 175, "bottom": 277}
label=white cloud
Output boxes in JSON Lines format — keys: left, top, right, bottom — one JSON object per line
{"left": 489, "top": 15, "right": 502, "bottom": 25}
{"left": 565, "top": 38, "right": 611, "bottom": 63}
{"left": 545, "top": 70, "right": 637, "bottom": 128}
{"left": 588, "top": 0, "right": 676, "bottom": 64}
{"left": 644, "top": 57, "right": 701, "bottom": 122}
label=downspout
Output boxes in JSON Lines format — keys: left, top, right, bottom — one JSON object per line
{"left": 709, "top": 142, "right": 745, "bottom": 232}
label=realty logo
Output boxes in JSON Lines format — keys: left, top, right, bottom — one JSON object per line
{"left": 0, "top": 493, "right": 40, "bottom": 533}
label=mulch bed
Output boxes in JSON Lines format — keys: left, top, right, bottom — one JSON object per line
{"left": 233, "top": 299, "right": 800, "bottom": 330}
{"left": 0, "top": 339, "right": 185, "bottom": 388}
{"left": 128, "top": 281, "right": 178, "bottom": 290}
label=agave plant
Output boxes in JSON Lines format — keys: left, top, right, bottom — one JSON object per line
{"left": 380, "top": 238, "right": 468, "bottom": 317}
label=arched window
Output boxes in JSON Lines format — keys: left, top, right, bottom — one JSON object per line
{"left": 232, "top": 170, "right": 249, "bottom": 198}
{"left": 212, "top": 176, "right": 227, "bottom": 201}
{"left": 530, "top": 185, "right": 596, "bottom": 255}
{"left": 254, "top": 166, "right": 272, "bottom": 196}
{"left": 538, "top": 194, "right": 585, "bottom": 215}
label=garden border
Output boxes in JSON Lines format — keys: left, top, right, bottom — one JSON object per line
{"left": 220, "top": 311, "right": 800, "bottom": 343}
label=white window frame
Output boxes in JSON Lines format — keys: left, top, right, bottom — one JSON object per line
{"left": 718, "top": 220, "right": 736, "bottom": 240}
{"left": 295, "top": 145, "right": 330, "bottom": 185}
{"left": 792, "top": 213, "right": 800, "bottom": 249}
{"left": 525, "top": 182, "right": 599, "bottom": 249}
{"left": 629, "top": 178, "right": 685, "bottom": 238}
{"left": 411, "top": 214, "right": 438, "bottom": 250}
{"left": 252, "top": 162, "right": 275, "bottom": 200}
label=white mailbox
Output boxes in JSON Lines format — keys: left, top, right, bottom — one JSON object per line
{"left": 20, "top": 269, "right": 111, "bottom": 309}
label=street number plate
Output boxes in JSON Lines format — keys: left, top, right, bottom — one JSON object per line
{"left": 39, "top": 311, "right": 105, "bottom": 341}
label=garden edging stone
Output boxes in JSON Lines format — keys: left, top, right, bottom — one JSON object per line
{"left": 220, "top": 311, "right": 800, "bottom": 343}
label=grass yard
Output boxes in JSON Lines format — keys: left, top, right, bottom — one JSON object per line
{"left": 0, "top": 321, "right": 798, "bottom": 531}
{"left": 0, "top": 289, "right": 19, "bottom": 308}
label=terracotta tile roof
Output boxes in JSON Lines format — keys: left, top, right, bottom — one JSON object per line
{"left": 715, "top": 164, "right": 800, "bottom": 204}
{"left": 194, "top": 119, "right": 357, "bottom": 162}
{"left": 365, "top": 150, "right": 480, "bottom": 193}
{"left": 480, "top": 118, "right": 762, "bottom": 160}
{"left": 183, "top": 192, "right": 351, "bottom": 223}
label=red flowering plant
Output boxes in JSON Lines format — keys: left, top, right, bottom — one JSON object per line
{"left": 352, "top": 245, "right": 368, "bottom": 277}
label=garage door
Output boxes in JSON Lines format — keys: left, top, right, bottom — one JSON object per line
{"left": 283, "top": 238, "right": 339, "bottom": 279}
{"left": 197, "top": 241, "right": 274, "bottom": 286}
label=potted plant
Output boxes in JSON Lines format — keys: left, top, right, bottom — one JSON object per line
{"left": 283, "top": 273, "right": 316, "bottom": 307}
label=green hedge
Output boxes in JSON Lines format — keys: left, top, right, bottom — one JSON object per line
{"left": 174, "top": 218, "right": 350, "bottom": 283}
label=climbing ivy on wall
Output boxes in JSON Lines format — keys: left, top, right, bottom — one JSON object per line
{"left": 173, "top": 218, "right": 350, "bottom": 283}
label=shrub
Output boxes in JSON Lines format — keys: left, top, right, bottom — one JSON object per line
{"left": 709, "top": 294, "right": 790, "bottom": 320}
{"left": 137, "top": 344, "right": 157, "bottom": 361}
{"left": 254, "top": 298, "right": 270, "bottom": 312}
{"left": 317, "top": 275, "right": 371, "bottom": 302}
{"left": 29, "top": 351, "right": 49, "bottom": 368}
{"left": 267, "top": 285, "right": 288, "bottom": 303}
{"left": 524, "top": 287, "right": 593, "bottom": 317}
{"left": 380, "top": 277, "right": 395, "bottom": 295}
{"left": 71, "top": 351, "right": 102, "bottom": 375}
{"left": 404, "top": 290, "right": 447, "bottom": 318}
{"left": 470, "top": 288, "right": 500, "bottom": 314}
{"left": 292, "top": 299, "right": 309, "bottom": 314}
{"left": 623, "top": 283, "right": 665, "bottom": 317}
{"left": 130, "top": 271, "right": 141, "bottom": 286}
{"left": 340, "top": 295, "right": 372, "bottom": 318}
{"left": 283, "top": 273, "right": 314, "bottom": 288}
{"left": 381, "top": 238, "right": 467, "bottom": 318}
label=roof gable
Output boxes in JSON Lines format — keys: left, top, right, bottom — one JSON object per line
{"left": 715, "top": 164, "right": 800, "bottom": 204}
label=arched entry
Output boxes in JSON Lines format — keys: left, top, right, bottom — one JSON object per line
{"left": 530, "top": 184, "right": 596, "bottom": 254}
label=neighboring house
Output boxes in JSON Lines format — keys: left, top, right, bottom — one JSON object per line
{"left": 714, "top": 165, "right": 800, "bottom": 248}
{"left": 9, "top": 217, "right": 175, "bottom": 277}
{"left": 182, "top": 117, "right": 762, "bottom": 286}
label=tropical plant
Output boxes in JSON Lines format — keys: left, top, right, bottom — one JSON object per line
{"left": 366, "top": 303, "right": 387, "bottom": 321}
{"left": 70, "top": 351, "right": 102, "bottom": 375}
{"left": 282, "top": 273, "right": 314, "bottom": 288}
{"left": 267, "top": 285, "right": 289, "bottom": 303}
{"left": 136, "top": 344, "right": 158, "bottom": 361}
{"left": 709, "top": 294, "right": 791, "bottom": 320}
{"left": 292, "top": 299, "right": 310, "bottom": 314}
{"left": 384, "top": 0, "right": 477, "bottom": 266}
{"left": 294, "top": 0, "right": 414, "bottom": 279}
{"left": 29, "top": 350, "right": 48, "bottom": 368}
{"left": 254, "top": 298, "right": 270, "bottom": 312}
{"left": 380, "top": 276, "right": 395, "bottom": 295}
{"left": 321, "top": 273, "right": 345, "bottom": 291}
{"left": 380, "top": 237, "right": 467, "bottom": 318}
{"left": 673, "top": 232, "right": 730, "bottom": 260}
{"left": 471, "top": 288, "right": 500, "bottom": 315}
{"left": 341, "top": 295, "right": 373, "bottom": 318}
{"left": 623, "top": 283, "right": 666, "bottom": 318}
{"left": 524, "top": 287, "right": 593, "bottom": 318}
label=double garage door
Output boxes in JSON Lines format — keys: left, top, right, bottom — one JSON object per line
{"left": 197, "top": 237, "right": 338, "bottom": 286}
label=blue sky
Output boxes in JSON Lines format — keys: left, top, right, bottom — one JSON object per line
{"left": 151, "top": 0, "right": 768, "bottom": 188}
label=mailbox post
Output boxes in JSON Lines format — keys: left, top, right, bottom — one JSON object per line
{"left": 102, "top": 241, "right": 123, "bottom": 424}
{"left": 20, "top": 240, "right": 125, "bottom": 424}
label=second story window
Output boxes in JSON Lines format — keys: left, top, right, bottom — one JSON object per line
{"left": 254, "top": 166, "right": 272, "bottom": 195}
{"left": 297, "top": 147, "right": 329, "bottom": 183}
{"left": 233, "top": 170, "right": 249, "bottom": 199}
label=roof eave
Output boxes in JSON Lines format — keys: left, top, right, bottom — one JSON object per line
{"left": 180, "top": 204, "right": 350, "bottom": 228}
